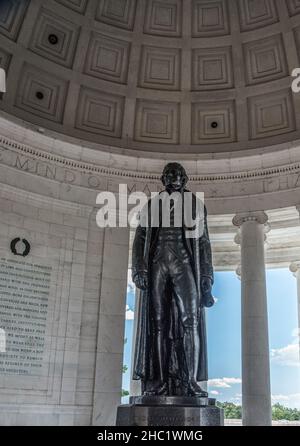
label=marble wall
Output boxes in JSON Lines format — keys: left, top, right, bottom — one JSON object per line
{"left": 0, "top": 184, "right": 129, "bottom": 425}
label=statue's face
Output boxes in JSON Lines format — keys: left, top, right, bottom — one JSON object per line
{"left": 162, "top": 164, "right": 185, "bottom": 192}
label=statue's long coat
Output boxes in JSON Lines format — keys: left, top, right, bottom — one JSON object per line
{"left": 131, "top": 192, "right": 214, "bottom": 388}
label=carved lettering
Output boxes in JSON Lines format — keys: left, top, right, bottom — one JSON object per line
{"left": 2, "top": 143, "right": 300, "bottom": 198}
{"left": 0, "top": 258, "right": 52, "bottom": 376}
{"left": 44, "top": 165, "right": 56, "bottom": 180}
{"left": 127, "top": 183, "right": 136, "bottom": 194}
{"left": 14, "top": 155, "right": 37, "bottom": 173}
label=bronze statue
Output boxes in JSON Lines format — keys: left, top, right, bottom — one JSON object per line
{"left": 132, "top": 163, "right": 215, "bottom": 397}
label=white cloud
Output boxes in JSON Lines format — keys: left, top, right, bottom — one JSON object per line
{"left": 271, "top": 344, "right": 300, "bottom": 367}
{"left": 125, "top": 304, "right": 134, "bottom": 320}
{"left": 271, "top": 394, "right": 289, "bottom": 402}
{"left": 272, "top": 393, "right": 300, "bottom": 409}
{"left": 292, "top": 328, "right": 300, "bottom": 339}
{"left": 230, "top": 395, "right": 242, "bottom": 404}
{"left": 210, "top": 390, "right": 220, "bottom": 395}
{"left": 270, "top": 328, "right": 300, "bottom": 367}
{"left": 208, "top": 377, "right": 242, "bottom": 389}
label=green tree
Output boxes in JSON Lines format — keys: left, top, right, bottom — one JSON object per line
{"left": 272, "top": 403, "right": 300, "bottom": 421}
{"left": 217, "top": 402, "right": 242, "bottom": 419}
{"left": 121, "top": 338, "right": 129, "bottom": 398}
{"left": 217, "top": 401, "right": 300, "bottom": 421}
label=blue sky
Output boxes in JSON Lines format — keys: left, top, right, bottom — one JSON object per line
{"left": 123, "top": 268, "right": 300, "bottom": 408}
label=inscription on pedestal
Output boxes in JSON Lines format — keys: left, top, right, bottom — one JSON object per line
{"left": 0, "top": 257, "right": 52, "bottom": 376}
{"left": 117, "top": 400, "right": 224, "bottom": 426}
{"left": 148, "top": 414, "right": 186, "bottom": 426}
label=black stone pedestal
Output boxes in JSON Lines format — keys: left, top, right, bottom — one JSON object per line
{"left": 116, "top": 396, "right": 224, "bottom": 426}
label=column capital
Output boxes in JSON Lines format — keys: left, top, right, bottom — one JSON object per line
{"left": 233, "top": 211, "right": 268, "bottom": 228}
{"left": 289, "top": 261, "right": 300, "bottom": 276}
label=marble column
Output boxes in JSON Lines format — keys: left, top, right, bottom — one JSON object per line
{"left": 289, "top": 261, "right": 300, "bottom": 359}
{"left": 92, "top": 228, "right": 130, "bottom": 426}
{"left": 0, "top": 68, "right": 6, "bottom": 93}
{"left": 130, "top": 288, "right": 142, "bottom": 396}
{"left": 292, "top": 204, "right": 300, "bottom": 356}
{"left": 233, "top": 211, "right": 272, "bottom": 426}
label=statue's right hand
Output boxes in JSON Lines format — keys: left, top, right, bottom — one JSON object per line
{"left": 133, "top": 271, "right": 148, "bottom": 290}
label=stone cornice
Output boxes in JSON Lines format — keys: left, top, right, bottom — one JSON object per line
{"left": 1, "top": 134, "right": 300, "bottom": 183}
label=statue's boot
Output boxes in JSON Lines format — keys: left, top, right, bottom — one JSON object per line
{"left": 184, "top": 323, "right": 208, "bottom": 397}
{"left": 144, "top": 328, "right": 168, "bottom": 396}
{"left": 144, "top": 381, "right": 168, "bottom": 396}
{"left": 188, "top": 378, "right": 208, "bottom": 397}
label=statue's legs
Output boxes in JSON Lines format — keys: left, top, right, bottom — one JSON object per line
{"left": 171, "top": 260, "right": 207, "bottom": 397}
{"left": 147, "top": 261, "right": 169, "bottom": 395}
{"left": 148, "top": 243, "right": 207, "bottom": 396}
{"left": 182, "top": 318, "right": 206, "bottom": 395}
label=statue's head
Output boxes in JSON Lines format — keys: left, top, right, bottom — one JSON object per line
{"left": 161, "top": 163, "right": 189, "bottom": 192}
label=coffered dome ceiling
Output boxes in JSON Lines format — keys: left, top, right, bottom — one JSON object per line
{"left": 1, "top": 0, "right": 300, "bottom": 155}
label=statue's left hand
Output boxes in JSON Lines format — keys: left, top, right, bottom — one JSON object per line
{"left": 133, "top": 271, "right": 148, "bottom": 291}
{"left": 201, "top": 277, "right": 212, "bottom": 293}
{"left": 200, "top": 277, "right": 215, "bottom": 308}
